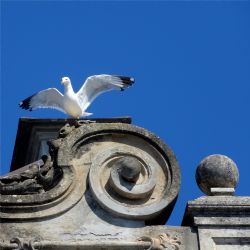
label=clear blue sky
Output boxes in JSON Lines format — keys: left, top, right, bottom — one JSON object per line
{"left": 1, "top": 1, "right": 249, "bottom": 225}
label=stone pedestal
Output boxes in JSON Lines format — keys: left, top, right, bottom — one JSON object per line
{"left": 182, "top": 196, "right": 250, "bottom": 250}
{"left": 182, "top": 154, "right": 250, "bottom": 250}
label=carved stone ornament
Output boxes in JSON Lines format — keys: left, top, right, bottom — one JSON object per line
{"left": 0, "top": 155, "right": 62, "bottom": 195}
{"left": 0, "top": 122, "right": 181, "bottom": 223}
{"left": 139, "top": 233, "right": 181, "bottom": 250}
{"left": 9, "top": 237, "right": 42, "bottom": 250}
{"left": 56, "top": 122, "right": 181, "bottom": 222}
{"left": 1, "top": 233, "right": 182, "bottom": 250}
{"left": 0, "top": 150, "right": 78, "bottom": 220}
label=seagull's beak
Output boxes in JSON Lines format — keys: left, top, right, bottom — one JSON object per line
{"left": 61, "top": 79, "right": 64, "bottom": 84}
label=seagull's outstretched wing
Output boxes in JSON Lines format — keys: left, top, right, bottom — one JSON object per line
{"left": 77, "top": 74, "right": 134, "bottom": 111}
{"left": 19, "top": 88, "right": 65, "bottom": 113}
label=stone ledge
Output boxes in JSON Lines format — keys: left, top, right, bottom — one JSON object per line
{"left": 182, "top": 196, "right": 250, "bottom": 226}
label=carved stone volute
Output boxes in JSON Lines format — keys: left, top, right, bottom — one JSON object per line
{"left": 0, "top": 121, "right": 181, "bottom": 224}
{"left": 55, "top": 122, "right": 181, "bottom": 223}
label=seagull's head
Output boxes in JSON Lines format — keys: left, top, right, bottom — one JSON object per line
{"left": 61, "top": 76, "right": 71, "bottom": 85}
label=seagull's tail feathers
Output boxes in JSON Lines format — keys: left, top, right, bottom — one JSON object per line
{"left": 113, "top": 75, "right": 135, "bottom": 91}
{"left": 19, "top": 94, "right": 35, "bottom": 111}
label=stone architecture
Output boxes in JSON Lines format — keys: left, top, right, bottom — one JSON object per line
{"left": 0, "top": 118, "right": 249, "bottom": 249}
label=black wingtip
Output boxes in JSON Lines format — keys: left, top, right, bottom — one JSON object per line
{"left": 19, "top": 94, "right": 34, "bottom": 111}
{"left": 114, "top": 75, "right": 135, "bottom": 92}
{"left": 116, "top": 75, "right": 135, "bottom": 85}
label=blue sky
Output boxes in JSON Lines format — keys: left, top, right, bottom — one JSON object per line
{"left": 1, "top": 1, "right": 249, "bottom": 225}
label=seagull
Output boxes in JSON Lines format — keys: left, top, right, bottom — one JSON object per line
{"left": 19, "top": 74, "right": 135, "bottom": 118}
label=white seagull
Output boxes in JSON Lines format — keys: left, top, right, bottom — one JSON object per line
{"left": 19, "top": 74, "right": 135, "bottom": 118}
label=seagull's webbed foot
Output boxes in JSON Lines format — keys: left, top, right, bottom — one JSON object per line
{"left": 74, "top": 119, "right": 96, "bottom": 127}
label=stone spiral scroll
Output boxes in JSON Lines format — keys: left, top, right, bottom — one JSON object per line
{"left": 57, "top": 123, "right": 181, "bottom": 222}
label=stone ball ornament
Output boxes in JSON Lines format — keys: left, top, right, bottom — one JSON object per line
{"left": 118, "top": 156, "right": 142, "bottom": 182}
{"left": 196, "top": 154, "right": 239, "bottom": 195}
{"left": 57, "top": 122, "right": 181, "bottom": 224}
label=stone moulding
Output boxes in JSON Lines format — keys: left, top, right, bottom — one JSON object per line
{"left": 182, "top": 196, "right": 250, "bottom": 226}
{"left": 1, "top": 239, "right": 150, "bottom": 250}
{"left": 0, "top": 232, "right": 182, "bottom": 250}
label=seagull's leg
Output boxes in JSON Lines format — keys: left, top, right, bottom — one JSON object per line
{"left": 83, "top": 120, "right": 95, "bottom": 123}
{"left": 74, "top": 119, "right": 96, "bottom": 127}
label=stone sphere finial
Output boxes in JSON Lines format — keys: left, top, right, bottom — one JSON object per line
{"left": 196, "top": 154, "right": 239, "bottom": 195}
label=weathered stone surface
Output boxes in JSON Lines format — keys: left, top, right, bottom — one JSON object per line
{"left": 0, "top": 156, "right": 62, "bottom": 195}
{"left": 0, "top": 120, "right": 186, "bottom": 249}
{"left": 210, "top": 187, "right": 235, "bottom": 196}
{"left": 182, "top": 195, "right": 250, "bottom": 250}
{"left": 198, "top": 227, "right": 250, "bottom": 250}
{"left": 118, "top": 156, "right": 142, "bottom": 182}
{"left": 0, "top": 223, "right": 197, "bottom": 249}
{"left": 2, "top": 119, "right": 250, "bottom": 250}
{"left": 182, "top": 196, "right": 250, "bottom": 226}
{"left": 181, "top": 154, "right": 250, "bottom": 250}
{"left": 54, "top": 122, "right": 181, "bottom": 223}
{"left": 196, "top": 154, "right": 239, "bottom": 195}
